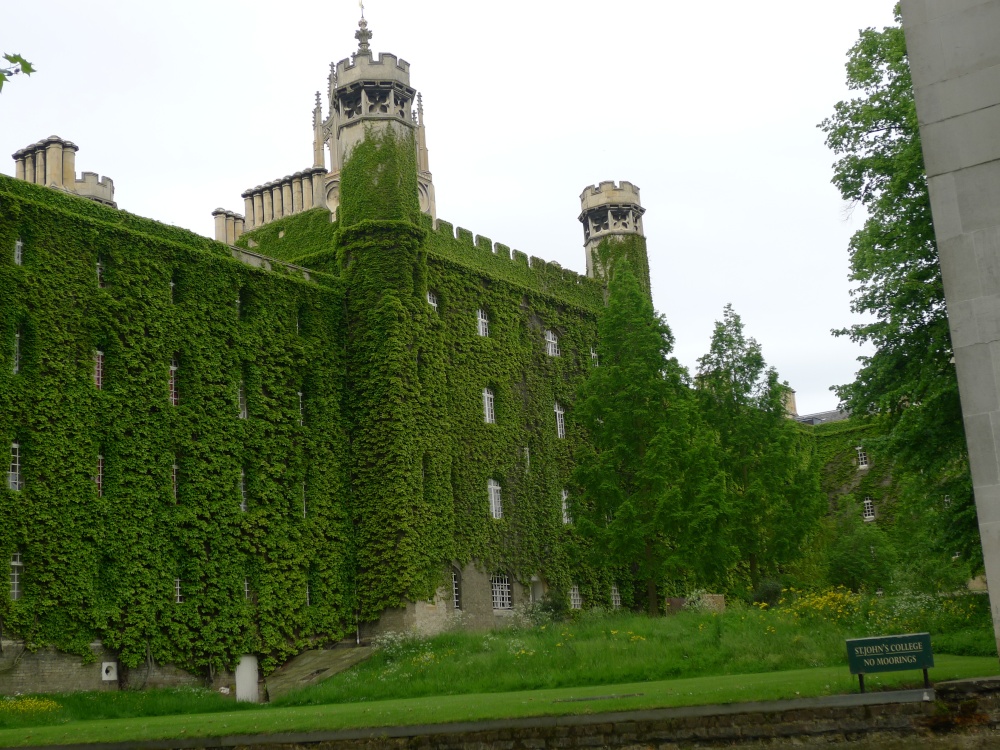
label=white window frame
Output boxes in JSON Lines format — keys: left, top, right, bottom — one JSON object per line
{"left": 96, "top": 259, "right": 105, "bottom": 288}
{"left": 13, "top": 327, "right": 20, "bottom": 375}
{"left": 306, "top": 583, "right": 311, "bottom": 607}
{"left": 10, "top": 553, "right": 23, "bottom": 601}
{"left": 569, "top": 584, "right": 582, "bottom": 610}
{"left": 483, "top": 387, "right": 496, "bottom": 424}
{"left": 302, "top": 481, "right": 307, "bottom": 518}
{"left": 14, "top": 238, "right": 23, "bottom": 266}
{"left": 944, "top": 494, "right": 951, "bottom": 507}
{"left": 426, "top": 290, "right": 438, "bottom": 311}
{"left": 452, "top": 569, "right": 462, "bottom": 610}
{"left": 590, "top": 347, "right": 599, "bottom": 366}
{"left": 488, "top": 478, "right": 502, "bottom": 519}
{"left": 298, "top": 391, "right": 304, "bottom": 427}
{"left": 863, "top": 496, "right": 875, "bottom": 521}
{"left": 855, "top": 446, "right": 869, "bottom": 469}
{"left": 238, "top": 381, "right": 247, "bottom": 419}
{"left": 174, "top": 578, "right": 183, "bottom": 604}
{"left": 545, "top": 329, "right": 560, "bottom": 357}
{"left": 95, "top": 454, "right": 104, "bottom": 497}
{"left": 611, "top": 584, "right": 622, "bottom": 610}
{"left": 169, "top": 359, "right": 179, "bottom": 406}
{"left": 554, "top": 402, "right": 566, "bottom": 439}
{"left": 561, "top": 489, "right": 571, "bottom": 524}
{"left": 477, "top": 308, "right": 489, "bottom": 337}
{"left": 490, "top": 574, "right": 512, "bottom": 610}
{"left": 94, "top": 350, "right": 104, "bottom": 390}
{"left": 8, "top": 442, "right": 22, "bottom": 491}
{"left": 172, "top": 461, "right": 179, "bottom": 502}
{"left": 239, "top": 469, "right": 247, "bottom": 512}
{"left": 244, "top": 577, "right": 251, "bottom": 602}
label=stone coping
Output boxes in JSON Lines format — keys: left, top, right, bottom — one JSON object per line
{"left": 22, "top": 687, "right": 938, "bottom": 750}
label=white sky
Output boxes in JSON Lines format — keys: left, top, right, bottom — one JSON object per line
{"left": 1, "top": 1, "right": 899, "bottom": 415}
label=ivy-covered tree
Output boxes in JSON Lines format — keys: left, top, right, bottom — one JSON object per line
{"left": 819, "top": 5, "right": 980, "bottom": 573}
{"left": 572, "top": 261, "right": 730, "bottom": 615}
{"left": 695, "top": 304, "right": 823, "bottom": 590}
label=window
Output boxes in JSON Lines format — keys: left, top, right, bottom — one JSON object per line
{"left": 96, "top": 259, "right": 106, "bottom": 288}
{"left": 174, "top": 578, "right": 183, "bottom": 604}
{"left": 302, "top": 481, "right": 307, "bottom": 518}
{"left": 483, "top": 387, "right": 495, "bottom": 424}
{"left": 169, "top": 358, "right": 179, "bottom": 406}
{"left": 554, "top": 402, "right": 566, "bottom": 438}
{"left": 169, "top": 278, "right": 176, "bottom": 303}
{"left": 523, "top": 446, "right": 530, "bottom": 473}
{"left": 855, "top": 447, "right": 869, "bottom": 469}
{"left": 452, "top": 568, "right": 462, "bottom": 610}
{"left": 569, "top": 585, "right": 582, "bottom": 610}
{"left": 944, "top": 494, "right": 951, "bottom": 507}
{"left": 10, "top": 553, "right": 23, "bottom": 601}
{"left": 13, "top": 327, "right": 20, "bottom": 375}
{"left": 95, "top": 454, "right": 104, "bottom": 497}
{"left": 306, "top": 583, "right": 311, "bottom": 607}
{"left": 238, "top": 381, "right": 247, "bottom": 419}
{"left": 14, "top": 238, "right": 23, "bottom": 266}
{"left": 298, "top": 391, "right": 304, "bottom": 426}
{"left": 561, "top": 489, "right": 571, "bottom": 524}
{"left": 545, "top": 329, "right": 560, "bottom": 356}
{"left": 488, "top": 478, "right": 502, "bottom": 519}
{"left": 477, "top": 308, "right": 489, "bottom": 337}
{"left": 244, "top": 578, "right": 251, "bottom": 602}
{"left": 863, "top": 496, "right": 875, "bottom": 521}
{"left": 491, "top": 574, "right": 512, "bottom": 610}
{"left": 426, "top": 290, "right": 438, "bottom": 311}
{"left": 94, "top": 350, "right": 104, "bottom": 389}
{"left": 591, "top": 347, "right": 599, "bottom": 366}
{"left": 8, "top": 442, "right": 22, "bottom": 491}
{"left": 239, "top": 470, "right": 247, "bottom": 512}
{"left": 172, "top": 460, "right": 179, "bottom": 502}
{"left": 611, "top": 584, "right": 622, "bottom": 610}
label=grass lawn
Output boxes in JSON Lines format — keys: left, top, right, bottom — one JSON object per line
{"left": 0, "top": 656, "right": 996, "bottom": 748}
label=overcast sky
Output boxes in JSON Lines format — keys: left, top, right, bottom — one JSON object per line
{"left": 2, "top": 1, "right": 899, "bottom": 415}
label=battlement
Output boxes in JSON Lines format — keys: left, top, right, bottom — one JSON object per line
{"left": 335, "top": 51, "right": 411, "bottom": 88}
{"left": 238, "top": 167, "right": 327, "bottom": 232}
{"left": 12, "top": 135, "right": 116, "bottom": 208}
{"left": 579, "top": 181, "right": 642, "bottom": 214}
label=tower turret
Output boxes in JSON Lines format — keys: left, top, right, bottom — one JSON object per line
{"left": 579, "top": 181, "right": 649, "bottom": 292}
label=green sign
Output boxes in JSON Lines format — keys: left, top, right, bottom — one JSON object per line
{"left": 846, "top": 632, "right": 934, "bottom": 674}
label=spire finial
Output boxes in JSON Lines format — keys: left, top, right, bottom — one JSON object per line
{"left": 355, "top": 9, "right": 372, "bottom": 55}
{"left": 315, "top": 91, "right": 321, "bottom": 108}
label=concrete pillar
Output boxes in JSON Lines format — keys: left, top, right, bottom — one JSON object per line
{"left": 253, "top": 192, "right": 264, "bottom": 228}
{"left": 225, "top": 214, "right": 236, "bottom": 245}
{"left": 14, "top": 158, "right": 24, "bottom": 181}
{"left": 272, "top": 185, "right": 284, "bottom": 219}
{"left": 262, "top": 189, "right": 273, "bottom": 224}
{"left": 235, "top": 216, "right": 245, "bottom": 239}
{"left": 303, "top": 174, "right": 314, "bottom": 210}
{"left": 23, "top": 153, "right": 34, "bottom": 184}
{"left": 33, "top": 150, "right": 45, "bottom": 185}
{"left": 212, "top": 209, "right": 228, "bottom": 242}
{"left": 45, "top": 139, "right": 63, "bottom": 187}
{"left": 292, "top": 174, "right": 303, "bottom": 214}
{"left": 901, "top": 0, "right": 1000, "bottom": 654}
{"left": 243, "top": 196, "right": 254, "bottom": 229}
{"left": 312, "top": 169, "right": 326, "bottom": 209}
{"left": 281, "top": 180, "right": 293, "bottom": 218}
{"left": 62, "top": 145, "right": 77, "bottom": 189}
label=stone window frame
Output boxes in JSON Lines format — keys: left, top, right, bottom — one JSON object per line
{"left": 554, "top": 402, "right": 566, "bottom": 439}
{"left": 483, "top": 387, "right": 496, "bottom": 424}
{"left": 569, "top": 584, "right": 582, "bottom": 610}
{"left": 477, "top": 308, "right": 489, "bottom": 337}
{"left": 490, "top": 573, "right": 512, "bottom": 610}
{"left": 544, "top": 329, "right": 560, "bottom": 357}
{"left": 488, "top": 478, "right": 502, "bottom": 519}
{"left": 94, "top": 350, "right": 104, "bottom": 390}
{"left": 10, "top": 553, "right": 23, "bottom": 601}
{"left": 8, "top": 442, "right": 22, "bottom": 491}
{"left": 863, "top": 496, "right": 875, "bottom": 522}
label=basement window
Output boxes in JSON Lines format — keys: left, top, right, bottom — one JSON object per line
{"left": 569, "top": 585, "right": 582, "bottom": 610}
{"left": 491, "top": 574, "right": 511, "bottom": 610}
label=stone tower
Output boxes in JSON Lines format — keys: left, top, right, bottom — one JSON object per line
{"left": 317, "top": 16, "right": 436, "bottom": 220}
{"left": 579, "top": 181, "right": 646, "bottom": 282}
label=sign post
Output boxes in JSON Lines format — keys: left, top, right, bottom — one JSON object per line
{"left": 846, "top": 633, "right": 933, "bottom": 693}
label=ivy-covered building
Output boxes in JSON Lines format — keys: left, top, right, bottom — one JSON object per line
{"left": 0, "top": 19, "right": 652, "bottom": 682}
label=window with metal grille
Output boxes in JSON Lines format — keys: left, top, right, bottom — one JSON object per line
{"left": 591, "top": 347, "right": 599, "bottom": 366}
{"left": 174, "top": 578, "right": 183, "bottom": 604}
{"left": 244, "top": 578, "right": 251, "bottom": 602}
{"left": 856, "top": 446, "right": 869, "bottom": 469}
{"left": 483, "top": 388, "right": 495, "bottom": 424}
{"left": 169, "top": 358, "right": 179, "bottom": 405}
{"left": 13, "top": 327, "right": 20, "bottom": 375}
{"left": 239, "top": 469, "right": 247, "bottom": 512}
{"left": 95, "top": 455, "right": 103, "bottom": 497}
{"left": 611, "top": 584, "right": 622, "bottom": 609}
{"left": 569, "top": 585, "right": 582, "bottom": 610}
{"left": 554, "top": 402, "right": 565, "bottom": 438}
{"left": 452, "top": 569, "right": 462, "bottom": 610}
{"left": 490, "top": 574, "right": 511, "bottom": 610}
{"left": 488, "top": 479, "right": 502, "bottom": 519}
{"left": 10, "top": 553, "right": 23, "bottom": 601}
{"left": 238, "top": 381, "right": 247, "bottom": 419}
{"left": 477, "top": 308, "right": 489, "bottom": 337}
{"left": 14, "top": 238, "right": 23, "bottom": 266}
{"left": 8, "top": 442, "right": 22, "bottom": 491}
{"left": 426, "top": 290, "right": 438, "bottom": 310}
{"left": 561, "top": 489, "right": 571, "bottom": 524}
{"left": 544, "top": 329, "right": 560, "bottom": 356}
{"left": 863, "top": 496, "right": 875, "bottom": 521}
{"left": 94, "top": 350, "right": 103, "bottom": 389}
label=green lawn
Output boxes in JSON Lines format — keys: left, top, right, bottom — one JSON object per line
{"left": 1, "top": 656, "right": 996, "bottom": 748}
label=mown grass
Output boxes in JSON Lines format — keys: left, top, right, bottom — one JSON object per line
{"left": 1, "top": 656, "right": 997, "bottom": 748}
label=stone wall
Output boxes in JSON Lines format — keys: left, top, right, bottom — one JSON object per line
{"left": 0, "top": 640, "right": 117, "bottom": 695}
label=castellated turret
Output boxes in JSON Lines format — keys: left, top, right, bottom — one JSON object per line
{"left": 12, "top": 136, "right": 116, "bottom": 208}
{"left": 579, "top": 181, "right": 645, "bottom": 280}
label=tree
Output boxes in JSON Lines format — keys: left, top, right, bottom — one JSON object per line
{"left": 819, "top": 5, "right": 980, "bottom": 571}
{"left": 572, "top": 261, "right": 730, "bottom": 615}
{"left": 695, "top": 304, "right": 824, "bottom": 590}
{"left": 0, "top": 53, "right": 35, "bottom": 92}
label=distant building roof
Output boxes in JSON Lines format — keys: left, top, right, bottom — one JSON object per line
{"left": 795, "top": 409, "right": 849, "bottom": 426}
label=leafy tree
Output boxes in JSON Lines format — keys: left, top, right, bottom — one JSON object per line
{"left": 695, "top": 304, "right": 824, "bottom": 589}
{"left": 572, "top": 261, "right": 730, "bottom": 615}
{"left": 824, "top": 499, "right": 898, "bottom": 592}
{"left": 0, "top": 53, "right": 35, "bottom": 92}
{"left": 819, "top": 5, "right": 980, "bottom": 571}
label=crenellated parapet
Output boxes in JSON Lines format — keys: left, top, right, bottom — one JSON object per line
{"left": 12, "top": 136, "right": 116, "bottom": 208}
{"left": 238, "top": 167, "right": 327, "bottom": 231}
{"left": 578, "top": 180, "right": 646, "bottom": 281}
